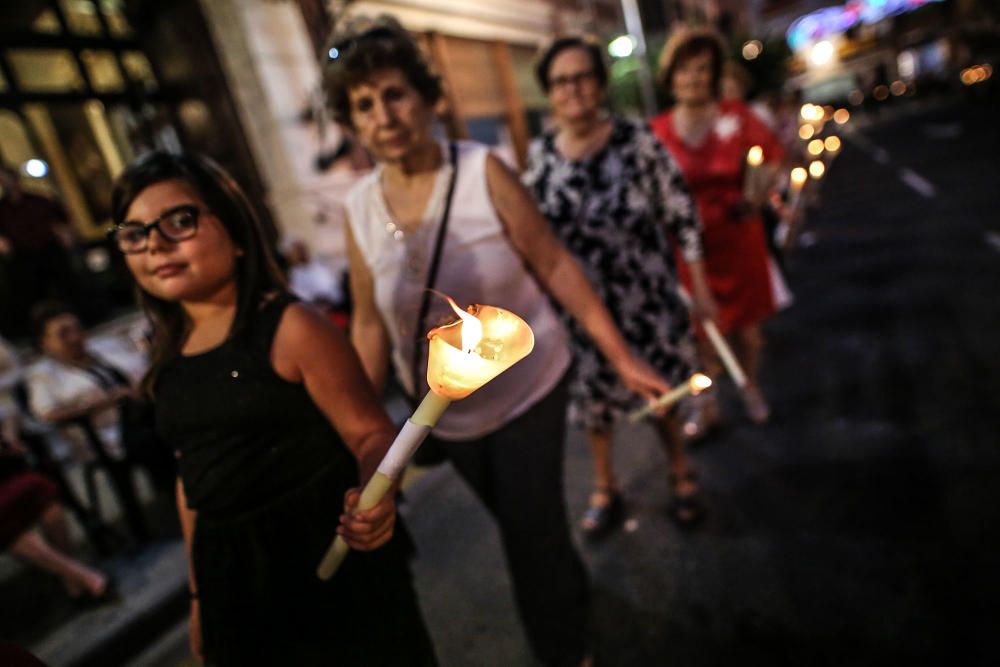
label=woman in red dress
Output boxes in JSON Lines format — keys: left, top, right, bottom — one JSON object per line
{"left": 650, "top": 28, "right": 784, "bottom": 427}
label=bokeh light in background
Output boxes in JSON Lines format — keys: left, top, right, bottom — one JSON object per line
{"left": 809, "top": 160, "right": 826, "bottom": 179}
{"left": 742, "top": 40, "right": 763, "bottom": 60}
{"left": 808, "top": 139, "right": 825, "bottom": 156}
{"left": 834, "top": 108, "right": 851, "bottom": 124}
{"left": 961, "top": 64, "right": 993, "bottom": 86}
{"left": 810, "top": 40, "right": 835, "bottom": 66}
{"left": 799, "top": 124, "right": 815, "bottom": 140}
{"left": 608, "top": 35, "right": 636, "bottom": 58}
{"left": 791, "top": 167, "right": 808, "bottom": 188}
{"left": 824, "top": 136, "right": 842, "bottom": 153}
{"left": 23, "top": 158, "right": 49, "bottom": 178}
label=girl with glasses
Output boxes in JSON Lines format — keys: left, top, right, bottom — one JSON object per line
{"left": 112, "top": 152, "right": 436, "bottom": 665}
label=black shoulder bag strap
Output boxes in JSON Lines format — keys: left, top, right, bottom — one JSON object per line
{"left": 409, "top": 141, "right": 459, "bottom": 397}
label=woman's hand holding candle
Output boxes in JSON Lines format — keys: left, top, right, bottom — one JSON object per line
{"left": 628, "top": 374, "right": 713, "bottom": 423}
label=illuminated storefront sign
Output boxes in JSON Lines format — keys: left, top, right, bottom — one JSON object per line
{"left": 787, "top": 0, "right": 943, "bottom": 51}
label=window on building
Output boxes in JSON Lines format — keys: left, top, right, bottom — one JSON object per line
{"left": 80, "top": 49, "right": 126, "bottom": 92}
{"left": 58, "top": 0, "right": 104, "bottom": 36}
{"left": 0, "top": 4, "right": 63, "bottom": 33}
{"left": 7, "top": 49, "right": 87, "bottom": 93}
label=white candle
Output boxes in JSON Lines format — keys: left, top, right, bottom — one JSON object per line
{"left": 744, "top": 145, "right": 767, "bottom": 207}
{"left": 628, "top": 374, "right": 712, "bottom": 423}
{"left": 317, "top": 299, "right": 535, "bottom": 580}
{"left": 788, "top": 167, "right": 808, "bottom": 212}
{"left": 675, "top": 287, "right": 748, "bottom": 389}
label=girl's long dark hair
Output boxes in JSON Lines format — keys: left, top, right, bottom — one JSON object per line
{"left": 111, "top": 151, "right": 286, "bottom": 397}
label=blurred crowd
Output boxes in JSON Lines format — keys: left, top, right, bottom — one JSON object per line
{"left": 0, "top": 14, "right": 859, "bottom": 667}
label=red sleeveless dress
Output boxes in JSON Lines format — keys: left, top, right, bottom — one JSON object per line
{"left": 650, "top": 100, "right": 783, "bottom": 335}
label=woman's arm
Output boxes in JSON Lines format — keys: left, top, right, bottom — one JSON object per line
{"left": 34, "top": 386, "right": 133, "bottom": 424}
{"left": 345, "top": 222, "right": 392, "bottom": 399}
{"left": 644, "top": 136, "right": 718, "bottom": 321}
{"left": 485, "top": 154, "right": 670, "bottom": 401}
{"left": 176, "top": 478, "right": 203, "bottom": 660}
{"left": 272, "top": 302, "right": 398, "bottom": 550}
{"left": 176, "top": 478, "right": 198, "bottom": 595}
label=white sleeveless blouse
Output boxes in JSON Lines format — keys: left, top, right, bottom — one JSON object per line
{"left": 346, "top": 141, "right": 570, "bottom": 440}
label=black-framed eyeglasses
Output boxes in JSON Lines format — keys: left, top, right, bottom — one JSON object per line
{"left": 327, "top": 26, "right": 397, "bottom": 61}
{"left": 109, "top": 204, "right": 204, "bottom": 254}
{"left": 549, "top": 70, "right": 598, "bottom": 90}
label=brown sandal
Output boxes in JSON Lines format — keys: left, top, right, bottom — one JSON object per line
{"left": 580, "top": 489, "right": 624, "bottom": 540}
{"left": 667, "top": 471, "right": 704, "bottom": 528}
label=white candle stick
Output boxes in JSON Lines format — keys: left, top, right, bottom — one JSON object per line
{"left": 317, "top": 299, "right": 534, "bottom": 580}
{"left": 743, "top": 145, "right": 767, "bottom": 207}
{"left": 788, "top": 167, "right": 808, "bottom": 214}
{"left": 676, "top": 288, "right": 748, "bottom": 389}
{"left": 628, "top": 373, "right": 712, "bottom": 423}
{"left": 316, "top": 391, "right": 450, "bottom": 580}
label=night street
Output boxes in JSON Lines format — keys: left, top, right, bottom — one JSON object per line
{"left": 11, "top": 95, "right": 999, "bottom": 667}
{"left": 396, "top": 97, "right": 1000, "bottom": 667}
{"left": 3, "top": 2, "right": 998, "bottom": 662}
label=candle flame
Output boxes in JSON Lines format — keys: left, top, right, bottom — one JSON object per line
{"left": 690, "top": 373, "right": 713, "bottom": 394}
{"left": 790, "top": 167, "right": 808, "bottom": 188}
{"left": 747, "top": 145, "right": 764, "bottom": 166}
{"left": 445, "top": 296, "right": 483, "bottom": 354}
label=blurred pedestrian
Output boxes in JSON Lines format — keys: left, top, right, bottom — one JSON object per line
{"left": 25, "top": 301, "right": 174, "bottom": 492}
{"left": 111, "top": 151, "right": 436, "bottom": 666}
{"left": 0, "top": 165, "right": 77, "bottom": 341}
{"left": 651, "top": 28, "right": 786, "bottom": 430}
{"left": 524, "top": 36, "right": 715, "bottom": 532}
{"left": 284, "top": 237, "right": 346, "bottom": 307}
{"left": 326, "top": 18, "right": 671, "bottom": 666}
{"left": 1, "top": 408, "right": 112, "bottom": 603}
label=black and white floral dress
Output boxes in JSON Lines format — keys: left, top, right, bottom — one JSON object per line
{"left": 524, "top": 116, "right": 703, "bottom": 431}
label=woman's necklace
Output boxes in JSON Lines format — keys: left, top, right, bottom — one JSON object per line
{"left": 380, "top": 146, "right": 446, "bottom": 241}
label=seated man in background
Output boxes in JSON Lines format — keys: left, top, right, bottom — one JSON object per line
{"left": 24, "top": 302, "right": 174, "bottom": 541}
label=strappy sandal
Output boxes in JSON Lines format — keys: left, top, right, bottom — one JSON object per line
{"left": 741, "top": 384, "right": 771, "bottom": 425}
{"left": 579, "top": 489, "right": 624, "bottom": 541}
{"left": 667, "top": 471, "right": 704, "bottom": 529}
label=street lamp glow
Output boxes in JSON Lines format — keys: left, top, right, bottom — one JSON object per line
{"left": 608, "top": 35, "right": 636, "bottom": 59}
{"left": 24, "top": 159, "right": 48, "bottom": 178}
{"left": 810, "top": 40, "right": 834, "bottom": 66}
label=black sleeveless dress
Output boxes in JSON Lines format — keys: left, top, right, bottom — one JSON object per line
{"left": 155, "top": 294, "right": 436, "bottom": 666}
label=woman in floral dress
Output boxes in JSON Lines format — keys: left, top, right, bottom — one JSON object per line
{"left": 525, "top": 36, "right": 717, "bottom": 531}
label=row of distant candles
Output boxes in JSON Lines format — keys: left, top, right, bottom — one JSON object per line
{"left": 744, "top": 101, "right": 848, "bottom": 214}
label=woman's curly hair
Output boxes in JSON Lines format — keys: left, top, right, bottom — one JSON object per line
{"left": 322, "top": 15, "right": 443, "bottom": 126}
